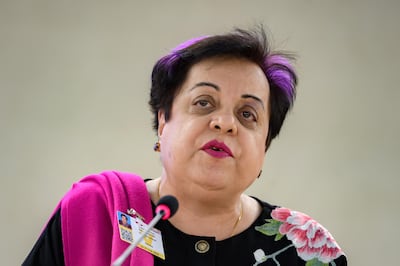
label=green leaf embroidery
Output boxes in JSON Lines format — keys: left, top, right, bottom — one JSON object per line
{"left": 255, "top": 219, "right": 282, "bottom": 237}
{"left": 305, "top": 258, "right": 328, "bottom": 266}
{"left": 274, "top": 232, "right": 284, "bottom": 241}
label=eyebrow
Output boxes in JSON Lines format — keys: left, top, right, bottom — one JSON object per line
{"left": 190, "top": 82, "right": 220, "bottom": 91}
{"left": 242, "top": 94, "right": 265, "bottom": 110}
{"left": 190, "top": 82, "right": 265, "bottom": 109}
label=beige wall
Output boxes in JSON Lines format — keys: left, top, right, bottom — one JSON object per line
{"left": 1, "top": 1, "right": 399, "bottom": 265}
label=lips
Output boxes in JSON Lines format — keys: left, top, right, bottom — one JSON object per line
{"left": 201, "top": 140, "right": 233, "bottom": 158}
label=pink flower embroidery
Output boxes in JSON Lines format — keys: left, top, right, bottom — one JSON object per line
{"left": 271, "top": 207, "right": 344, "bottom": 263}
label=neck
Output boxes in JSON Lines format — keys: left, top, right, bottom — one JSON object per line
{"left": 155, "top": 178, "right": 244, "bottom": 240}
{"left": 172, "top": 198, "right": 243, "bottom": 240}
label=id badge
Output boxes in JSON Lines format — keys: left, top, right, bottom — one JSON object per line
{"left": 117, "top": 210, "right": 166, "bottom": 259}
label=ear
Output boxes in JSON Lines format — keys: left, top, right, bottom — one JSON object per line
{"left": 157, "top": 110, "right": 166, "bottom": 137}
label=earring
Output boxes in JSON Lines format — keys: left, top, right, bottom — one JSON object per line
{"left": 153, "top": 141, "right": 160, "bottom": 152}
{"left": 257, "top": 170, "right": 262, "bottom": 179}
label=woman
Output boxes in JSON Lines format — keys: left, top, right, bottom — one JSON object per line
{"left": 23, "top": 27, "right": 347, "bottom": 265}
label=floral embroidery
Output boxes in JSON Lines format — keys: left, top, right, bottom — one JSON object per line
{"left": 254, "top": 207, "right": 344, "bottom": 266}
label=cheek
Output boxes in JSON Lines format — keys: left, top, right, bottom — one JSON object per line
{"left": 254, "top": 143, "right": 267, "bottom": 165}
{"left": 244, "top": 133, "right": 267, "bottom": 164}
{"left": 160, "top": 119, "right": 199, "bottom": 158}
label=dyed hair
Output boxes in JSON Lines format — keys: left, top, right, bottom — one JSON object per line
{"left": 149, "top": 27, "right": 297, "bottom": 150}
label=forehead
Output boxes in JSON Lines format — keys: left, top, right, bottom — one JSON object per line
{"left": 182, "top": 56, "right": 270, "bottom": 95}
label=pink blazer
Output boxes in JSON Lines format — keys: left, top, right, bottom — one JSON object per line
{"left": 56, "top": 171, "right": 154, "bottom": 266}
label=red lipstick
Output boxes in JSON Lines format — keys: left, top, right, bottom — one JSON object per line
{"left": 201, "top": 140, "right": 233, "bottom": 158}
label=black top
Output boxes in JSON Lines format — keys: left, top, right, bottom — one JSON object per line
{"left": 23, "top": 198, "right": 347, "bottom": 265}
{"left": 23, "top": 208, "right": 64, "bottom": 266}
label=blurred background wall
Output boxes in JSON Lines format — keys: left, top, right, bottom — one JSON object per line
{"left": 1, "top": 1, "right": 399, "bottom": 265}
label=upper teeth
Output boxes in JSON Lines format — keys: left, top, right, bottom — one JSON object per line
{"left": 211, "top": 147, "right": 221, "bottom": 151}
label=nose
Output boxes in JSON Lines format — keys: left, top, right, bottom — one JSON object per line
{"left": 209, "top": 113, "right": 238, "bottom": 135}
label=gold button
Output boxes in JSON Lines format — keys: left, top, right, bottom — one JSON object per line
{"left": 195, "top": 240, "right": 210, "bottom": 253}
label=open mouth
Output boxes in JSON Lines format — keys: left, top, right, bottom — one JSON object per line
{"left": 201, "top": 140, "right": 233, "bottom": 158}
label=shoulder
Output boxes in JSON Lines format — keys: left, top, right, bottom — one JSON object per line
{"left": 65, "top": 171, "right": 144, "bottom": 195}
{"left": 254, "top": 198, "right": 347, "bottom": 265}
{"left": 73, "top": 170, "right": 143, "bottom": 187}
{"left": 61, "top": 171, "right": 145, "bottom": 210}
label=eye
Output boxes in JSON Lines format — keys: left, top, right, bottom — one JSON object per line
{"left": 196, "top": 99, "right": 210, "bottom": 107}
{"left": 241, "top": 109, "right": 257, "bottom": 122}
{"left": 193, "top": 95, "right": 215, "bottom": 109}
{"left": 242, "top": 111, "right": 253, "bottom": 119}
{"left": 191, "top": 96, "right": 216, "bottom": 115}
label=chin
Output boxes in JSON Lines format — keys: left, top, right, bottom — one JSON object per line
{"left": 193, "top": 173, "right": 232, "bottom": 190}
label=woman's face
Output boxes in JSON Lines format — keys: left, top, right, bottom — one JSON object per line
{"left": 158, "top": 57, "right": 270, "bottom": 195}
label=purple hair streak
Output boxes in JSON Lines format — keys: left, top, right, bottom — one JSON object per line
{"left": 266, "top": 54, "right": 297, "bottom": 105}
